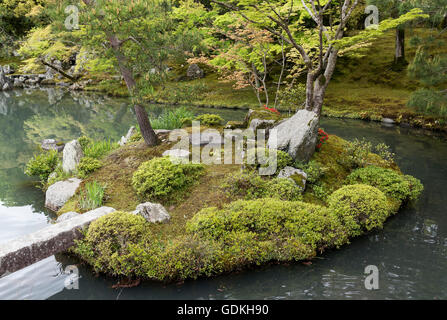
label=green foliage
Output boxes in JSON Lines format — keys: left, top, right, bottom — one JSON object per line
{"left": 194, "top": 113, "right": 224, "bottom": 127}
{"left": 24, "top": 149, "right": 59, "bottom": 182}
{"left": 74, "top": 212, "right": 152, "bottom": 275}
{"left": 328, "top": 184, "right": 391, "bottom": 237}
{"left": 83, "top": 140, "right": 118, "bottom": 159}
{"left": 187, "top": 199, "right": 349, "bottom": 257}
{"left": 222, "top": 171, "right": 303, "bottom": 201}
{"left": 374, "top": 143, "right": 396, "bottom": 165}
{"left": 245, "top": 148, "right": 294, "bottom": 174}
{"left": 294, "top": 160, "right": 327, "bottom": 184}
{"left": 46, "top": 165, "right": 72, "bottom": 187}
{"left": 341, "top": 138, "right": 373, "bottom": 168}
{"left": 77, "top": 157, "right": 102, "bottom": 179}
{"left": 277, "top": 84, "right": 306, "bottom": 111}
{"left": 128, "top": 132, "right": 143, "bottom": 143}
{"left": 78, "top": 136, "right": 93, "bottom": 151}
{"left": 151, "top": 107, "right": 195, "bottom": 130}
{"left": 346, "top": 166, "right": 424, "bottom": 202}
{"left": 132, "top": 157, "right": 204, "bottom": 201}
{"left": 157, "top": 82, "right": 209, "bottom": 104}
{"left": 79, "top": 181, "right": 107, "bottom": 211}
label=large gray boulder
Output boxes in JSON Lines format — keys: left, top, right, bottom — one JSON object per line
{"left": 268, "top": 109, "right": 319, "bottom": 162}
{"left": 277, "top": 166, "right": 307, "bottom": 192}
{"left": 133, "top": 202, "right": 170, "bottom": 223}
{"left": 45, "top": 178, "right": 82, "bottom": 211}
{"left": 62, "top": 140, "right": 83, "bottom": 173}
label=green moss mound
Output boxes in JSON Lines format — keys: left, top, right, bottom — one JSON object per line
{"left": 187, "top": 199, "right": 349, "bottom": 256}
{"left": 328, "top": 184, "right": 391, "bottom": 237}
{"left": 346, "top": 166, "right": 424, "bottom": 203}
{"left": 132, "top": 157, "right": 205, "bottom": 201}
{"left": 222, "top": 171, "right": 303, "bottom": 201}
{"left": 194, "top": 114, "right": 224, "bottom": 126}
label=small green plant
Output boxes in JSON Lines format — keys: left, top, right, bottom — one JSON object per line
{"left": 346, "top": 166, "right": 424, "bottom": 203}
{"left": 83, "top": 140, "right": 118, "bottom": 159}
{"left": 374, "top": 143, "right": 395, "bottom": 165}
{"left": 132, "top": 157, "right": 205, "bottom": 201}
{"left": 79, "top": 181, "right": 107, "bottom": 211}
{"left": 194, "top": 114, "right": 224, "bottom": 127}
{"left": 25, "top": 149, "right": 60, "bottom": 183}
{"left": 151, "top": 107, "right": 195, "bottom": 130}
{"left": 78, "top": 136, "right": 93, "bottom": 151}
{"left": 128, "top": 131, "right": 143, "bottom": 143}
{"left": 341, "top": 138, "right": 373, "bottom": 168}
{"left": 47, "top": 165, "right": 72, "bottom": 187}
{"left": 328, "top": 184, "right": 391, "bottom": 237}
{"left": 294, "top": 160, "right": 326, "bottom": 184}
{"left": 77, "top": 157, "right": 102, "bottom": 178}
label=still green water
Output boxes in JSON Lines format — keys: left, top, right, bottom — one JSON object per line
{"left": 0, "top": 88, "right": 446, "bottom": 300}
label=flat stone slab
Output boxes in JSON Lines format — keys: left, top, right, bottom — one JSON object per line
{"left": 0, "top": 206, "right": 115, "bottom": 277}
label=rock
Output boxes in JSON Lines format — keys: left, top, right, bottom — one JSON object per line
{"left": 118, "top": 126, "right": 137, "bottom": 146}
{"left": 155, "top": 129, "right": 172, "bottom": 135}
{"left": 45, "top": 178, "right": 82, "bottom": 211}
{"left": 62, "top": 140, "right": 84, "bottom": 173}
{"left": 277, "top": 166, "right": 307, "bottom": 191}
{"left": 249, "top": 119, "right": 276, "bottom": 131}
{"left": 40, "top": 79, "right": 55, "bottom": 85}
{"left": 2, "top": 82, "right": 11, "bottom": 91}
{"left": 2, "top": 65, "right": 14, "bottom": 75}
{"left": 186, "top": 64, "right": 204, "bottom": 79}
{"left": 41, "top": 139, "right": 65, "bottom": 152}
{"left": 56, "top": 211, "right": 81, "bottom": 223}
{"left": 268, "top": 109, "right": 319, "bottom": 162}
{"left": 162, "top": 149, "right": 191, "bottom": 161}
{"left": 382, "top": 118, "right": 395, "bottom": 124}
{"left": 225, "top": 121, "right": 245, "bottom": 129}
{"left": 13, "top": 78, "right": 23, "bottom": 88}
{"left": 133, "top": 202, "right": 170, "bottom": 223}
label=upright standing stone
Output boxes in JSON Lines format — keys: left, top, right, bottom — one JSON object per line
{"left": 268, "top": 109, "right": 319, "bottom": 162}
{"left": 62, "top": 140, "right": 83, "bottom": 173}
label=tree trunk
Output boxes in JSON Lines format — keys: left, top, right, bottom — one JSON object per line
{"left": 394, "top": 28, "right": 406, "bottom": 65}
{"left": 108, "top": 35, "right": 158, "bottom": 147}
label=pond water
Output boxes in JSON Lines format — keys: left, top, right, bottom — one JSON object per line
{"left": 0, "top": 88, "right": 446, "bottom": 300}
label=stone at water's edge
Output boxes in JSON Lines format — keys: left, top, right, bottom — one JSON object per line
{"left": 41, "top": 139, "right": 65, "bottom": 152}
{"left": 133, "top": 202, "right": 170, "bottom": 223}
{"left": 62, "top": 139, "right": 83, "bottom": 173}
{"left": 45, "top": 178, "right": 82, "bottom": 212}
{"left": 0, "top": 207, "right": 116, "bottom": 277}
{"left": 277, "top": 166, "right": 308, "bottom": 192}
{"left": 268, "top": 109, "right": 319, "bottom": 162}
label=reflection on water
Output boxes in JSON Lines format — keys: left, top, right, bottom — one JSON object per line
{"left": 1, "top": 88, "right": 447, "bottom": 299}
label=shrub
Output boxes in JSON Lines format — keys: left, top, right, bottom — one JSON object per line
{"left": 79, "top": 181, "right": 107, "bottom": 211}
{"left": 222, "top": 171, "right": 302, "bottom": 201}
{"left": 151, "top": 107, "right": 194, "bottom": 130}
{"left": 245, "top": 148, "right": 293, "bottom": 174}
{"left": 83, "top": 140, "right": 118, "bottom": 159}
{"left": 77, "top": 157, "right": 102, "bottom": 178}
{"left": 346, "top": 166, "right": 423, "bottom": 203}
{"left": 374, "top": 143, "right": 395, "bottom": 165}
{"left": 327, "top": 184, "right": 391, "bottom": 237}
{"left": 74, "top": 212, "right": 152, "bottom": 275}
{"left": 294, "top": 160, "right": 326, "bottom": 184}
{"left": 25, "top": 149, "right": 59, "bottom": 182}
{"left": 187, "top": 199, "right": 349, "bottom": 256}
{"left": 194, "top": 114, "right": 224, "bottom": 127}
{"left": 132, "top": 157, "right": 204, "bottom": 200}
{"left": 128, "top": 132, "right": 143, "bottom": 143}
{"left": 78, "top": 136, "right": 93, "bottom": 151}
{"left": 341, "top": 138, "right": 373, "bottom": 168}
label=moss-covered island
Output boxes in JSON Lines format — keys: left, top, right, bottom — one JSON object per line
{"left": 25, "top": 110, "right": 423, "bottom": 283}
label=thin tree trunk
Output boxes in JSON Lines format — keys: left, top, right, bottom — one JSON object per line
{"left": 108, "top": 35, "right": 158, "bottom": 146}
{"left": 394, "top": 28, "right": 406, "bottom": 65}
